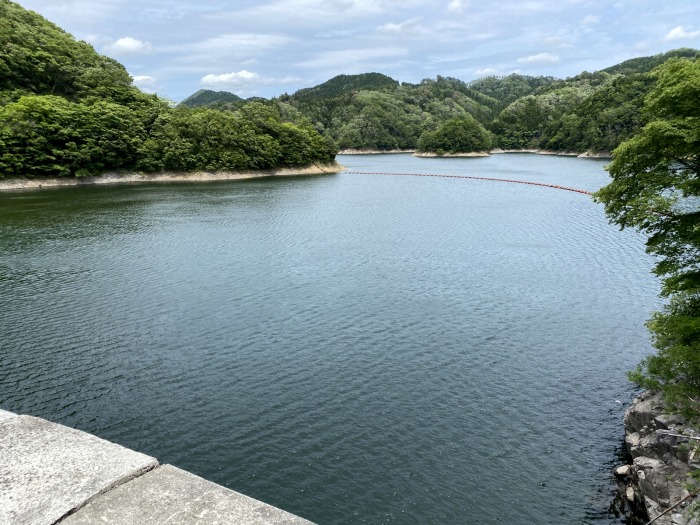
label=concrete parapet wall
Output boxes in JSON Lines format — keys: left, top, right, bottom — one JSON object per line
{"left": 0, "top": 409, "right": 314, "bottom": 525}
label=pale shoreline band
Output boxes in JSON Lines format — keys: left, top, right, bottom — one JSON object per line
{"left": 0, "top": 163, "right": 344, "bottom": 192}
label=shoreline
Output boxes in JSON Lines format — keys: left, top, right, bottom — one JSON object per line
{"left": 338, "top": 148, "right": 612, "bottom": 159}
{"left": 618, "top": 391, "right": 700, "bottom": 524}
{"left": 491, "top": 148, "right": 612, "bottom": 159}
{"left": 0, "top": 163, "right": 343, "bottom": 192}
{"left": 413, "top": 151, "right": 490, "bottom": 158}
{"left": 338, "top": 148, "right": 416, "bottom": 155}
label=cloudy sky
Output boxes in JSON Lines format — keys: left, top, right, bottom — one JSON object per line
{"left": 16, "top": 0, "right": 700, "bottom": 102}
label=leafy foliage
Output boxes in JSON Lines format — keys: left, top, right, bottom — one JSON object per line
{"left": 0, "top": 0, "right": 137, "bottom": 105}
{"left": 594, "top": 58, "right": 700, "bottom": 412}
{"left": 0, "top": 0, "right": 336, "bottom": 179}
{"left": 255, "top": 52, "right": 696, "bottom": 154}
{"left": 178, "top": 89, "right": 243, "bottom": 108}
{"left": 467, "top": 74, "right": 556, "bottom": 107}
{"left": 602, "top": 48, "right": 700, "bottom": 76}
{"left": 543, "top": 74, "right": 652, "bottom": 153}
{"left": 281, "top": 75, "right": 512, "bottom": 151}
{"left": 417, "top": 116, "right": 493, "bottom": 154}
{"left": 292, "top": 73, "right": 399, "bottom": 100}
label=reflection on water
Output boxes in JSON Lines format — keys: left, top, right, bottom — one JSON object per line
{"left": 0, "top": 154, "right": 660, "bottom": 524}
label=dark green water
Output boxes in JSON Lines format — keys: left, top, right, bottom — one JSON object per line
{"left": 0, "top": 154, "right": 659, "bottom": 524}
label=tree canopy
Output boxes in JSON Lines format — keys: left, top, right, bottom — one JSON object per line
{"left": 417, "top": 116, "right": 493, "bottom": 154}
{"left": 593, "top": 58, "right": 700, "bottom": 410}
{"left": 0, "top": 0, "right": 337, "bottom": 179}
{"left": 200, "top": 49, "right": 696, "bottom": 155}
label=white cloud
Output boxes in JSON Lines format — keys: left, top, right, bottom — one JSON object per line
{"left": 581, "top": 14, "right": 601, "bottom": 26}
{"left": 131, "top": 74, "right": 157, "bottom": 93}
{"left": 517, "top": 52, "right": 560, "bottom": 64}
{"left": 105, "top": 36, "right": 153, "bottom": 55}
{"left": 132, "top": 74, "right": 156, "bottom": 86}
{"left": 187, "top": 34, "right": 294, "bottom": 54}
{"left": 447, "top": 0, "right": 468, "bottom": 13}
{"left": 201, "top": 70, "right": 302, "bottom": 89}
{"left": 19, "top": 0, "right": 700, "bottom": 101}
{"left": 377, "top": 17, "right": 425, "bottom": 35}
{"left": 475, "top": 67, "right": 498, "bottom": 76}
{"left": 298, "top": 47, "right": 408, "bottom": 69}
{"left": 202, "top": 70, "right": 259, "bottom": 86}
{"left": 664, "top": 26, "right": 700, "bottom": 41}
{"left": 132, "top": 74, "right": 156, "bottom": 84}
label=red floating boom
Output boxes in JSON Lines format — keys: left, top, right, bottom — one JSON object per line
{"left": 345, "top": 171, "right": 593, "bottom": 195}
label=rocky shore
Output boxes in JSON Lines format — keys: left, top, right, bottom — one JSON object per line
{"left": 618, "top": 391, "right": 700, "bottom": 524}
{"left": 490, "top": 148, "right": 612, "bottom": 158}
{"left": 0, "top": 163, "right": 343, "bottom": 192}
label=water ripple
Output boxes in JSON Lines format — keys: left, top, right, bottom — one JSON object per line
{"left": 0, "top": 155, "right": 660, "bottom": 524}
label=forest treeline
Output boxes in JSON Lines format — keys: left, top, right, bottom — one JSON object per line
{"left": 189, "top": 49, "right": 699, "bottom": 155}
{"left": 594, "top": 57, "right": 700, "bottom": 413}
{"left": 0, "top": 0, "right": 336, "bottom": 179}
{"left": 2, "top": 0, "right": 698, "bottom": 178}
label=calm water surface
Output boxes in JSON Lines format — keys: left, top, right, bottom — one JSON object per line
{"left": 0, "top": 154, "right": 660, "bottom": 524}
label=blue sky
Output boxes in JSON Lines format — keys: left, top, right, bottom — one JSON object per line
{"left": 16, "top": 0, "right": 700, "bottom": 102}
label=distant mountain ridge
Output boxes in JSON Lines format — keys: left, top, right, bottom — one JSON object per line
{"left": 266, "top": 48, "right": 699, "bottom": 154}
{"left": 178, "top": 89, "right": 243, "bottom": 107}
{"left": 174, "top": 48, "right": 700, "bottom": 155}
{"left": 292, "top": 73, "right": 399, "bottom": 100}
{"left": 601, "top": 48, "right": 700, "bottom": 75}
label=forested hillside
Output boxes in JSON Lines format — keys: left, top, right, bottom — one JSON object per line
{"left": 4, "top": 0, "right": 698, "bottom": 174}
{"left": 183, "top": 49, "right": 699, "bottom": 155}
{"left": 279, "top": 74, "right": 535, "bottom": 152}
{"left": 286, "top": 49, "right": 699, "bottom": 154}
{"left": 0, "top": 0, "right": 336, "bottom": 179}
{"left": 179, "top": 89, "right": 243, "bottom": 108}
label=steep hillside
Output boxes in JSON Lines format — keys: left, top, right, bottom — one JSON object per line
{"left": 602, "top": 47, "right": 700, "bottom": 76}
{"left": 178, "top": 89, "right": 243, "bottom": 108}
{"left": 0, "top": 0, "right": 137, "bottom": 105}
{"left": 293, "top": 73, "right": 399, "bottom": 100}
{"left": 0, "top": 0, "right": 337, "bottom": 179}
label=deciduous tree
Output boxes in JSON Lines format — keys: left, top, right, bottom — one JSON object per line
{"left": 594, "top": 58, "right": 700, "bottom": 410}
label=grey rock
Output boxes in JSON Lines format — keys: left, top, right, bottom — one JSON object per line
{"left": 644, "top": 497, "right": 675, "bottom": 525}
{"left": 656, "top": 413, "right": 687, "bottom": 430}
{"left": 634, "top": 456, "right": 689, "bottom": 508}
{"left": 625, "top": 391, "right": 665, "bottom": 434}
{"left": 615, "top": 465, "right": 632, "bottom": 478}
{"left": 63, "top": 464, "right": 315, "bottom": 525}
{"left": 657, "top": 430, "right": 689, "bottom": 449}
{"left": 0, "top": 415, "right": 158, "bottom": 525}
{"left": 628, "top": 431, "right": 658, "bottom": 459}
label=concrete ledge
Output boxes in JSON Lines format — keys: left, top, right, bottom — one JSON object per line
{"left": 0, "top": 408, "right": 17, "bottom": 422}
{"left": 63, "top": 464, "right": 313, "bottom": 525}
{"left": 0, "top": 415, "right": 158, "bottom": 524}
{"left": 0, "top": 409, "right": 315, "bottom": 524}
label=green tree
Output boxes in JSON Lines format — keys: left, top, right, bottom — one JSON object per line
{"left": 593, "top": 58, "right": 700, "bottom": 411}
{"left": 0, "top": 95, "right": 144, "bottom": 178}
{"left": 416, "top": 116, "right": 492, "bottom": 154}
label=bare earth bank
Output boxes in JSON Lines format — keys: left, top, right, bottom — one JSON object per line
{"left": 339, "top": 149, "right": 612, "bottom": 158}
{"left": 0, "top": 163, "right": 344, "bottom": 192}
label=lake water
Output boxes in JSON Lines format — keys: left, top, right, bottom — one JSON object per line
{"left": 0, "top": 153, "right": 660, "bottom": 524}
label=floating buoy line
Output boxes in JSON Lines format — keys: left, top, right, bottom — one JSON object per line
{"left": 345, "top": 171, "right": 593, "bottom": 196}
